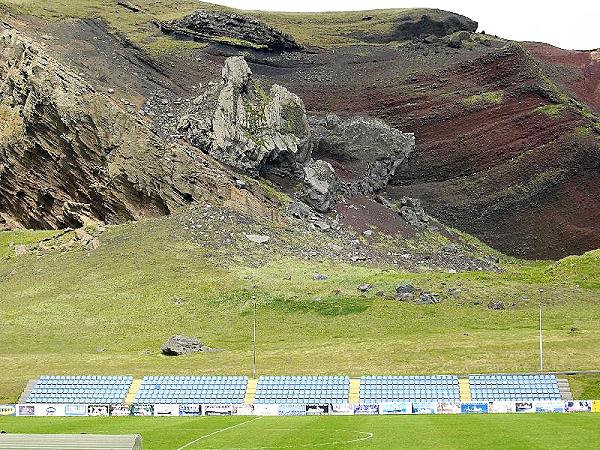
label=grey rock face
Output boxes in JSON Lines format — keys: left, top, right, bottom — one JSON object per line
{"left": 180, "top": 57, "right": 416, "bottom": 214}
{"left": 287, "top": 201, "right": 312, "bottom": 219}
{"left": 245, "top": 234, "right": 270, "bottom": 244}
{"left": 309, "top": 114, "right": 415, "bottom": 197}
{"left": 161, "top": 335, "right": 205, "bottom": 356}
{"left": 167, "top": 9, "right": 301, "bottom": 51}
{"left": 396, "top": 284, "right": 416, "bottom": 294}
{"left": 488, "top": 301, "right": 505, "bottom": 310}
{"left": 299, "top": 160, "right": 340, "bottom": 213}
{"left": 0, "top": 28, "right": 238, "bottom": 230}
{"left": 399, "top": 197, "right": 430, "bottom": 228}
{"left": 179, "top": 57, "right": 311, "bottom": 178}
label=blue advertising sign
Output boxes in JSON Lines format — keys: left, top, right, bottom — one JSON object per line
{"left": 460, "top": 402, "right": 489, "bottom": 414}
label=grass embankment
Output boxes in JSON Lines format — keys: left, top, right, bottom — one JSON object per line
{"left": 0, "top": 0, "right": 443, "bottom": 49}
{"left": 1, "top": 415, "right": 600, "bottom": 449}
{"left": 1, "top": 217, "right": 600, "bottom": 403}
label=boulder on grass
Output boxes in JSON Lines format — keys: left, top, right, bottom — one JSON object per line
{"left": 161, "top": 335, "right": 206, "bottom": 356}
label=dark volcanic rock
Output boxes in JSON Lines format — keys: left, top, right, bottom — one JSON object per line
{"left": 309, "top": 114, "right": 415, "bottom": 197}
{"left": 396, "top": 284, "right": 416, "bottom": 294}
{"left": 161, "top": 335, "right": 205, "bottom": 356}
{"left": 391, "top": 11, "right": 477, "bottom": 40}
{"left": 488, "top": 301, "right": 505, "bottom": 310}
{"left": 351, "top": 9, "right": 477, "bottom": 43}
{"left": 166, "top": 9, "right": 301, "bottom": 51}
{"left": 417, "top": 292, "right": 440, "bottom": 304}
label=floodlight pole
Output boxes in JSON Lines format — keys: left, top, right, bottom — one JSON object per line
{"left": 252, "top": 295, "right": 257, "bottom": 379}
{"left": 539, "top": 289, "right": 544, "bottom": 372}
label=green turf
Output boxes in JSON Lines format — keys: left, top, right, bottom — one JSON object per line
{"left": 1, "top": 414, "right": 600, "bottom": 449}
{"left": 1, "top": 215, "right": 600, "bottom": 403}
{"left": 0, "top": 0, "right": 458, "bottom": 49}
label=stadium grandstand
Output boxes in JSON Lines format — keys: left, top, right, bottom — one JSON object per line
{"left": 134, "top": 376, "right": 247, "bottom": 404}
{"left": 469, "top": 374, "right": 561, "bottom": 401}
{"left": 16, "top": 373, "right": 572, "bottom": 407}
{"left": 254, "top": 376, "right": 350, "bottom": 404}
{"left": 26, "top": 376, "right": 133, "bottom": 404}
{"left": 359, "top": 375, "right": 460, "bottom": 402}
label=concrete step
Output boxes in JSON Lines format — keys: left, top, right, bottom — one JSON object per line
{"left": 557, "top": 379, "right": 573, "bottom": 401}
{"left": 348, "top": 378, "right": 360, "bottom": 403}
{"left": 244, "top": 379, "right": 257, "bottom": 404}
{"left": 18, "top": 379, "right": 38, "bottom": 404}
{"left": 459, "top": 378, "right": 471, "bottom": 402}
{"left": 124, "top": 379, "right": 142, "bottom": 405}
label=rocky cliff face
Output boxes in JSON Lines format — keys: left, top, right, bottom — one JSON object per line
{"left": 0, "top": 28, "right": 240, "bottom": 229}
{"left": 309, "top": 114, "right": 415, "bottom": 197}
{"left": 178, "top": 56, "right": 312, "bottom": 179}
{"left": 179, "top": 57, "right": 415, "bottom": 213}
{"left": 160, "top": 9, "right": 301, "bottom": 51}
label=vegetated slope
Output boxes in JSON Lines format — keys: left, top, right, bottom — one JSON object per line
{"left": 0, "top": 0, "right": 599, "bottom": 259}
{"left": 0, "top": 212, "right": 599, "bottom": 403}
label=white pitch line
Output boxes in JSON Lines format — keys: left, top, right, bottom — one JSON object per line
{"left": 201, "top": 428, "right": 374, "bottom": 449}
{"left": 175, "top": 416, "right": 263, "bottom": 450}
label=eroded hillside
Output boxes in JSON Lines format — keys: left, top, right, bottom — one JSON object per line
{"left": 0, "top": 0, "right": 599, "bottom": 259}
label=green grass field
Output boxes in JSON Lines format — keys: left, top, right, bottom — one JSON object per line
{"left": 1, "top": 414, "right": 600, "bottom": 449}
{"left": 1, "top": 213, "right": 600, "bottom": 403}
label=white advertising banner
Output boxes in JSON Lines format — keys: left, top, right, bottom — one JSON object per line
{"left": 330, "top": 403, "right": 354, "bottom": 415}
{"left": 436, "top": 402, "right": 461, "bottom": 414}
{"left": 490, "top": 401, "right": 517, "bottom": 413}
{"left": 535, "top": 401, "right": 565, "bottom": 413}
{"left": 253, "top": 404, "right": 279, "bottom": 416}
{"left": 87, "top": 404, "right": 110, "bottom": 416}
{"left": 515, "top": 402, "right": 535, "bottom": 413}
{"left": 34, "top": 404, "right": 66, "bottom": 416}
{"left": 411, "top": 402, "right": 437, "bottom": 415}
{"left": 232, "top": 404, "right": 254, "bottom": 416}
{"left": 203, "top": 404, "right": 233, "bottom": 416}
{"left": 153, "top": 404, "right": 180, "bottom": 417}
{"left": 65, "top": 404, "right": 87, "bottom": 416}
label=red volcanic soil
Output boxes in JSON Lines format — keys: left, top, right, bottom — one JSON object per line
{"left": 258, "top": 43, "right": 600, "bottom": 259}
{"left": 525, "top": 43, "right": 600, "bottom": 114}
{"left": 6, "top": 15, "right": 599, "bottom": 259}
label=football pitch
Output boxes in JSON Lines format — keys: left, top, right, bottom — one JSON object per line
{"left": 1, "top": 414, "right": 600, "bottom": 449}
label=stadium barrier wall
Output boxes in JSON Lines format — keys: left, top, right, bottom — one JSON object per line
{"left": 3, "top": 401, "right": 598, "bottom": 417}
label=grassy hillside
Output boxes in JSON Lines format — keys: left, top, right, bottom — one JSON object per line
{"left": 0, "top": 0, "right": 452, "bottom": 48}
{"left": 1, "top": 211, "right": 600, "bottom": 403}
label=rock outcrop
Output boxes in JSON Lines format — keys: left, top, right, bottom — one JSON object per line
{"left": 159, "top": 9, "right": 301, "bottom": 51}
{"left": 309, "top": 114, "right": 415, "bottom": 197}
{"left": 299, "top": 159, "right": 340, "bottom": 213}
{"left": 179, "top": 57, "right": 416, "bottom": 213}
{"left": 178, "top": 56, "right": 312, "bottom": 178}
{"left": 351, "top": 9, "right": 477, "bottom": 43}
{"left": 0, "top": 28, "right": 240, "bottom": 229}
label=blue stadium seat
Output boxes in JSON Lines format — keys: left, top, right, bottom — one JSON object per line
{"left": 359, "top": 375, "right": 460, "bottom": 402}
{"left": 134, "top": 375, "right": 248, "bottom": 404}
{"left": 254, "top": 376, "right": 349, "bottom": 404}
{"left": 26, "top": 376, "right": 133, "bottom": 404}
{"left": 469, "top": 374, "right": 560, "bottom": 401}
